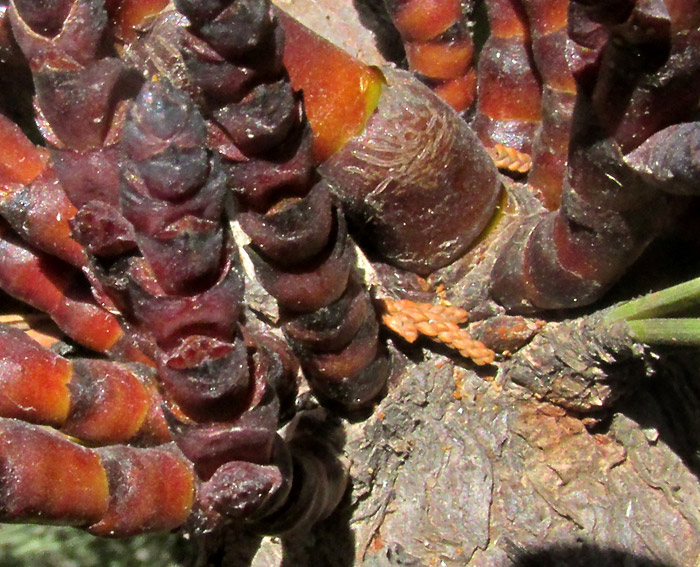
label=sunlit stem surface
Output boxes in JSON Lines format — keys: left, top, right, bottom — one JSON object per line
{"left": 606, "top": 276, "right": 700, "bottom": 345}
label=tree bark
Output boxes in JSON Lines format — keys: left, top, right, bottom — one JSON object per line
{"left": 221, "top": 323, "right": 700, "bottom": 566}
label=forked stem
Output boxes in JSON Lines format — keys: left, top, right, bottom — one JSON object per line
{"left": 606, "top": 276, "right": 700, "bottom": 345}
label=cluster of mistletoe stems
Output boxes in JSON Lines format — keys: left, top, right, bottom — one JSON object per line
{"left": 164, "top": 0, "right": 391, "bottom": 411}
{"left": 275, "top": 0, "right": 699, "bottom": 317}
{"left": 488, "top": 0, "right": 700, "bottom": 312}
{"left": 0, "top": 0, "right": 698, "bottom": 543}
{"left": 0, "top": 0, "right": 390, "bottom": 536}
{"left": 377, "top": 0, "right": 700, "bottom": 314}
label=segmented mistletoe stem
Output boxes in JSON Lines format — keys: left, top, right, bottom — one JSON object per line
{"left": 491, "top": 0, "right": 700, "bottom": 311}
{"left": 169, "top": 0, "right": 390, "bottom": 412}
{"left": 0, "top": 324, "right": 169, "bottom": 445}
{"left": 112, "top": 77, "right": 299, "bottom": 530}
{"left": 384, "top": 0, "right": 477, "bottom": 113}
{"left": 520, "top": 0, "right": 576, "bottom": 209}
{"left": 472, "top": 0, "right": 541, "bottom": 153}
{"left": 0, "top": 219, "right": 136, "bottom": 357}
{"left": 0, "top": 418, "right": 194, "bottom": 536}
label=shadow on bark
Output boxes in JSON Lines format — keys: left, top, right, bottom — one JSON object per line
{"left": 361, "top": 542, "right": 676, "bottom": 567}
{"left": 587, "top": 235, "right": 700, "bottom": 477}
{"left": 507, "top": 543, "right": 676, "bottom": 567}
{"left": 618, "top": 348, "right": 700, "bottom": 477}
{"left": 280, "top": 492, "right": 356, "bottom": 567}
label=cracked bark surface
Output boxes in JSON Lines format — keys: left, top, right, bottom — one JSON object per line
{"left": 228, "top": 338, "right": 700, "bottom": 566}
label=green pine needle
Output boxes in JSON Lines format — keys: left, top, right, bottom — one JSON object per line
{"left": 625, "top": 318, "right": 700, "bottom": 346}
{"left": 607, "top": 276, "right": 700, "bottom": 322}
{"left": 606, "top": 276, "right": 700, "bottom": 346}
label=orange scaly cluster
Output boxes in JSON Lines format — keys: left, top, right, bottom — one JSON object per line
{"left": 487, "top": 143, "right": 533, "bottom": 174}
{"left": 380, "top": 298, "right": 495, "bottom": 365}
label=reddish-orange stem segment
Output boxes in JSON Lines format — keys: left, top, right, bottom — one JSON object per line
{"left": 277, "top": 10, "right": 384, "bottom": 163}
{"left": 0, "top": 114, "right": 47, "bottom": 189}
{"left": 106, "top": 0, "right": 169, "bottom": 43}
